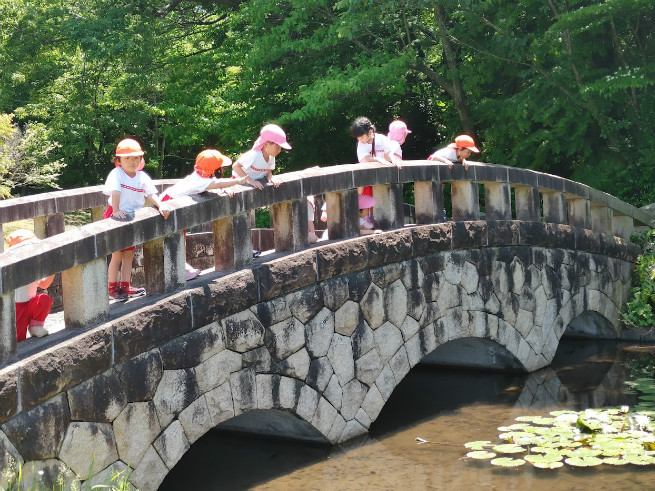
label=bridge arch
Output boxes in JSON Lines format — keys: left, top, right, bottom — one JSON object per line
{"left": 0, "top": 219, "right": 639, "bottom": 489}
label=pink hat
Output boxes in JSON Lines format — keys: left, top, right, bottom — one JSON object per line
{"left": 358, "top": 194, "right": 375, "bottom": 209}
{"left": 388, "top": 120, "right": 412, "bottom": 142}
{"left": 447, "top": 134, "right": 479, "bottom": 153}
{"left": 253, "top": 124, "right": 292, "bottom": 151}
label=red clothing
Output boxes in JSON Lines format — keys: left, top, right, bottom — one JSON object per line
{"left": 16, "top": 294, "right": 53, "bottom": 341}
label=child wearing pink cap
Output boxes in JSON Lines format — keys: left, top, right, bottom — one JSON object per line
{"left": 428, "top": 134, "right": 480, "bottom": 171}
{"left": 161, "top": 149, "right": 247, "bottom": 280}
{"left": 5, "top": 229, "right": 54, "bottom": 340}
{"left": 387, "top": 120, "right": 412, "bottom": 159}
{"left": 233, "top": 124, "right": 291, "bottom": 190}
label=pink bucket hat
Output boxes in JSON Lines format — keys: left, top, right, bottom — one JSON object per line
{"left": 388, "top": 120, "right": 412, "bottom": 142}
{"left": 253, "top": 124, "right": 292, "bottom": 151}
{"left": 358, "top": 194, "right": 375, "bottom": 209}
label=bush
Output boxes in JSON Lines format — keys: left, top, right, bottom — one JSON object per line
{"left": 623, "top": 230, "right": 655, "bottom": 329}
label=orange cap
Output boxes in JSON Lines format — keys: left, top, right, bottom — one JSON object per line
{"left": 194, "top": 149, "right": 233, "bottom": 178}
{"left": 115, "top": 138, "right": 144, "bottom": 157}
{"left": 6, "top": 229, "right": 39, "bottom": 249}
{"left": 448, "top": 135, "right": 479, "bottom": 153}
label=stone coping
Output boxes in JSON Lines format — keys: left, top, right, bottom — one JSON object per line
{"left": 0, "top": 162, "right": 650, "bottom": 295}
{"left": 0, "top": 220, "right": 641, "bottom": 422}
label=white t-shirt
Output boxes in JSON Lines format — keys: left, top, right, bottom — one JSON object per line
{"left": 429, "top": 146, "right": 458, "bottom": 163}
{"left": 389, "top": 140, "right": 403, "bottom": 159}
{"left": 235, "top": 149, "right": 275, "bottom": 180}
{"left": 103, "top": 167, "right": 158, "bottom": 212}
{"left": 356, "top": 133, "right": 396, "bottom": 162}
{"left": 163, "top": 172, "right": 217, "bottom": 199}
{"left": 15, "top": 281, "right": 38, "bottom": 303}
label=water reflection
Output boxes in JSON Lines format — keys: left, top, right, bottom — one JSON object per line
{"left": 160, "top": 340, "right": 655, "bottom": 490}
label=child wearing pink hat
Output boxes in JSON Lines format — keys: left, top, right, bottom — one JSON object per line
{"left": 387, "top": 120, "right": 412, "bottom": 159}
{"left": 233, "top": 124, "right": 291, "bottom": 190}
{"left": 427, "top": 134, "right": 479, "bottom": 171}
{"left": 5, "top": 229, "right": 54, "bottom": 340}
{"left": 161, "top": 149, "right": 247, "bottom": 280}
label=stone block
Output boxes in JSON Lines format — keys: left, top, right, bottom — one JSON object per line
{"left": 223, "top": 310, "right": 265, "bottom": 353}
{"left": 279, "top": 348, "right": 311, "bottom": 380}
{"left": 296, "top": 385, "right": 320, "bottom": 423}
{"left": 340, "top": 379, "right": 367, "bottom": 420}
{"left": 312, "top": 397, "right": 339, "bottom": 437}
{"left": 255, "top": 297, "right": 291, "bottom": 328}
{"left": 159, "top": 321, "right": 225, "bottom": 370}
{"left": 59, "top": 422, "right": 118, "bottom": 478}
{"left": 255, "top": 249, "right": 317, "bottom": 301}
{"left": 335, "top": 301, "right": 360, "bottom": 337}
{"left": 367, "top": 229, "right": 413, "bottom": 268}
{"left": 231, "top": 367, "right": 256, "bottom": 416}
{"left": 361, "top": 385, "right": 385, "bottom": 423}
{"left": 153, "top": 420, "right": 190, "bottom": 470}
{"left": 385, "top": 280, "right": 408, "bottom": 328}
{"left": 327, "top": 334, "right": 355, "bottom": 386}
{"left": 113, "top": 401, "right": 161, "bottom": 468}
{"left": 1, "top": 393, "right": 69, "bottom": 461}
{"left": 0, "top": 366, "right": 18, "bottom": 425}
{"left": 205, "top": 381, "right": 235, "bottom": 426}
{"left": 351, "top": 320, "right": 376, "bottom": 360}
{"left": 320, "top": 276, "right": 350, "bottom": 311}
{"left": 316, "top": 238, "right": 369, "bottom": 281}
{"left": 306, "top": 357, "right": 334, "bottom": 392}
{"left": 305, "top": 307, "right": 335, "bottom": 358}
{"left": 374, "top": 365, "right": 396, "bottom": 402}
{"left": 153, "top": 368, "right": 198, "bottom": 428}
{"left": 374, "top": 322, "right": 404, "bottom": 364}
{"left": 370, "top": 263, "right": 402, "bottom": 289}
{"left": 178, "top": 395, "right": 213, "bottom": 445}
{"left": 355, "top": 349, "right": 383, "bottom": 387}
{"left": 360, "top": 283, "right": 385, "bottom": 329}
{"left": 267, "top": 317, "right": 306, "bottom": 361}
{"left": 115, "top": 349, "right": 163, "bottom": 403}
{"left": 287, "top": 285, "right": 324, "bottom": 323}
{"left": 68, "top": 368, "right": 127, "bottom": 423}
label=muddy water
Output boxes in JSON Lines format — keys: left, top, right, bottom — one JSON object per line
{"left": 160, "top": 340, "right": 655, "bottom": 490}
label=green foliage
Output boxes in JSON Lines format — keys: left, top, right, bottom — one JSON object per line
{"left": 623, "top": 230, "right": 655, "bottom": 329}
{"left": 0, "top": 114, "right": 65, "bottom": 197}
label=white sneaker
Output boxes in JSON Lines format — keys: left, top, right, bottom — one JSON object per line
{"left": 28, "top": 325, "right": 49, "bottom": 338}
{"left": 185, "top": 263, "right": 201, "bottom": 281}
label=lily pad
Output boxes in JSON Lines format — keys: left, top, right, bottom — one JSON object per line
{"left": 492, "top": 443, "right": 526, "bottom": 454}
{"left": 464, "top": 441, "right": 493, "bottom": 450}
{"left": 466, "top": 451, "right": 496, "bottom": 460}
{"left": 564, "top": 456, "right": 603, "bottom": 467}
{"left": 525, "top": 454, "right": 563, "bottom": 465}
{"left": 603, "top": 457, "right": 629, "bottom": 465}
{"left": 490, "top": 457, "right": 525, "bottom": 467}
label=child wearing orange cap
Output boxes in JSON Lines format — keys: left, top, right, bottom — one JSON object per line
{"left": 427, "top": 134, "right": 480, "bottom": 171}
{"left": 103, "top": 138, "right": 170, "bottom": 300}
{"left": 233, "top": 124, "right": 291, "bottom": 190}
{"left": 161, "top": 149, "right": 247, "bottom": 279}
{"left": 5, "top": 229, "right": 54, "bottom": 340}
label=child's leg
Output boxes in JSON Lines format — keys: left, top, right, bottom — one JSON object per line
{"left": 27, "top": 294, "right": 53, "bottom": 337}
{"left": 120, "top": 250, "right": 135, "bottom": 283}
{"left": 16, "top": 302, "right": 30, "bottom": 342}
{"left": 108, "top": 251, "right": 123, "bottom": 284}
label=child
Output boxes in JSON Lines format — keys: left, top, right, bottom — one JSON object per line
{"left": 387, "top": 120, "right": 412, "bottom": 159}
{"left": 103, "top": 138, "right": 170, "bottom": 300}
{"left": 161, "top": 148, "right": 248, "bottom": 280}
{"left": 427, "top": 134, "right": 479, "bottom": 171}
{"left": 6, "top": 229, "right": 54, "bottom": 340}
{"left": 232, "top": 124, "right": 291, "bottom": 189}
{"left": 350, "top": 117, "right": 401, "bottom": 229}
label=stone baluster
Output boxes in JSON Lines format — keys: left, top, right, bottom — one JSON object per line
{"left": 61, "top": 257, "right": 109, "bottom": 328}
{"left": 414, "top": 181, "right": 445, "bottom": 224}
{"left": 612, "top": 214, "right": 634, "bottom": 240}
{"left": 272, "top": 198, "right": 308, "bottom": 252}
{"left": 0, "top": 292, "right": 17, "bottom": 365}
{"left": 325, "top": 189, "right": 359, "bottom": 239}
{"left": 372, "top": 183, "right": 404, "bottom": 229}
{"left": 91, "top": 205, "right": 105, "bottom": 222}
{"left": 568, "top": 197, "right": 591, "bottom": 229}
{"left": 34, "top": 212, "right": 65, "bottom": 239}
{"left": 484, "top": 182, "right": 511, "bottom": 220}
{"left": 0, "top": 224, "right": 3, "bottom": 253}
{"left": 514, "top": 186, "right": 541, "bottom": 222}
{"left": 213, "top": 212, "right": 253, "bottom": 270}
{"left": 143, "top": 231, "right": 186, "bottom": 294}
{"left": 451, "top": 181, "right": 480, "bottom": 221}
{"left": 591, "top": 205, "right": 612, "bottom": 235}
{"left": 542, "top": 191, "right": 568, "bottom": 224}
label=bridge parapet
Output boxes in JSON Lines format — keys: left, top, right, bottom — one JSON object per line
{"left": 0, "top": 162, "right": 650, "bottom": 365}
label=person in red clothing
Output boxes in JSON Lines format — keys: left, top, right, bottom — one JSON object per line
{"left": 6, "top": 229, "right": 54, "bottom": 340}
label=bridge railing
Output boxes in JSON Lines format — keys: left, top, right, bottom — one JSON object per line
{"left": 0, "top": 161, "right": 651, "bottom": 365}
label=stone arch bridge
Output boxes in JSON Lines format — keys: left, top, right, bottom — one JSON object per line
{"left": 0, "top": 161, "right": 652, "bottom": 488}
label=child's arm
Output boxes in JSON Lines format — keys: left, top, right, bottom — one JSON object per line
{"left": 206, "top": 177, "right": 247, "bottom": 198}
{"left": 267, "top": 170, "right": 280, "bottom": 188}
{"left": 147, "top": 194, "right": 170, "bottom": 219}
{"left": 110, "top": 191, "right": 127, "bottom": 219}
{"left": 233, "top": 162, "right": 264, "bottom": 190}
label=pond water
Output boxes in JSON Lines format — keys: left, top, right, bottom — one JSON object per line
{"left": 160, "top": 340, "right": 655, "bottom": 490}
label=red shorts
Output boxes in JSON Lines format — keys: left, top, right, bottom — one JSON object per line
{"left": 16, "top": 294, "right": 53, "bottom": 342}
{"left": 362, "top": 186, "right": 373, "bottom": 197}
{"left": 104, "top": 206, "right": 136, "bottom": 251}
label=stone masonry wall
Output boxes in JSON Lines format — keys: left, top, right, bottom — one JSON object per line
{"left": 0, "top": 221, "right": 639, "bottom": 489}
